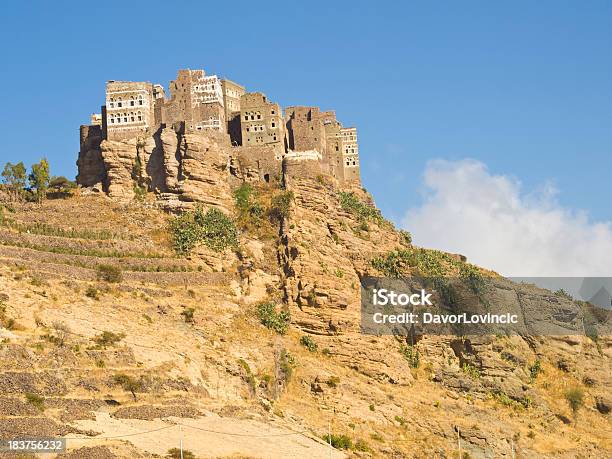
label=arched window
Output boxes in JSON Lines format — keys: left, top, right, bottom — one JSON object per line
{"left": 138, "top": 95, "right": 143, "bottom": 105}
{"left": 117, "top": 97, "right": 122, "bottom": 108}
{"left": 130, "top": 96, "right": 135, "bottom": 107}
{"left": 109, "top": 98, "right": 115, "bottom": 108}
{"left": 124, "top": 114, "right": 128, "bottom": 122}
{"left": 137, "top": 111, "right": 142, "bottom": 121}
{"left": 109, "top": 114, "right": 115, "bottom": 124}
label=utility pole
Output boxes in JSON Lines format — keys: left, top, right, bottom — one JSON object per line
{"left": 328, "top": 418, "right": 332, "bottom": 459}
{"left": 457, "top": 427, "right": 461, "bottom": 459}
{"left": 180, "top": 424, "right": 184, "bottom": 459}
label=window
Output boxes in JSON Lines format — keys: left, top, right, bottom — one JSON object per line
{"left": 246, "top": 127, "right": 250, "bottom": 132}
{"left": 251, "top": 115, "right": 254, "bottom": 120}
{"left": 271, "top": 110, "right": 275, "bottom": 114}
{"left": 244, "top": 115, "right": 248, "bottom": 121}
{"left": 130, "top": 96, "right": 135, "bottom": 106}
{"left": 271, "top": 122, "right": 275, "bottom": 128}
{"left": 117, "top": 97, "right": 122, "bottom": 108}
{"left": 138, "top": 95, "right": 143, "bottom": 105}
{"left": 257, "top": 114, "right": 261, "bottom": 119}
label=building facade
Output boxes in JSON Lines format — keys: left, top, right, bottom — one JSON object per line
{"left": 240, "top": 92, "right": 286, "bottom": 159}
{"left": 81, "top": 66, "right": 361, "bottom": 187}
{"left": 105, "top": 81, "right": 156, "bottom": 141}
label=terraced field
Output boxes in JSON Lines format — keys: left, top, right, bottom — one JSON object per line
{"left": 0, "top": 195, "right": 340, "bottom": 458}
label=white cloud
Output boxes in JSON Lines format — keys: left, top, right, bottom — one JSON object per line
{"left": 402, "top": 159, "right": 612, "bottom": 277}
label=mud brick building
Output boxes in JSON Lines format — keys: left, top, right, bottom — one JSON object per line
{"left": 79, "top": 67, "right": 361, "bottom": 193}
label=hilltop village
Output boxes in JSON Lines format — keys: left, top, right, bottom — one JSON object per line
{"left": 77, "top": 68, "right": 360, "bottom": 205}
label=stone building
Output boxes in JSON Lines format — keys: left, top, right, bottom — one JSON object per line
{"left": 341, "top": 127, "right": 360, "bottom": 182}
{"left": 161, "top": 69, "right": 226, "bottom": 133}
{"left": 240, "top": 92, "right": 286, "bottom": 159}
{"left": 285, "top": 106, "right": 327, "bottom": 158}
{"left": 77, "top": 66, "right": 361, "bottom": 193}
{"left": 105, "top": 81, "right": 156, "bottom": 141}
{"left": 221, "top": 79, "right": 246, "bottom": 145}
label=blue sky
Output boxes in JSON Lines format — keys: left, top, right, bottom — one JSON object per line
{"left": 1, "top": 0, "right": 610, "bottom": 224}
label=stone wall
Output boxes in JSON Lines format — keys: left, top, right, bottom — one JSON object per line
{"left": 229, "top": 145, "right": 281, "bottom": 184}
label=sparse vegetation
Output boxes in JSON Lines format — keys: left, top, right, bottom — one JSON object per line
{"left": 338, "top": 191, "right": 383, "bottom": 224}
{"left": 269, "top": 190, "right": 294, "bottom": 222}
{"left": 113, "top": 373, "right": 143, "bottom": 400}
{"left": 278, "top": 349, "right": 295, "bottom": 384}
{"left": 461, "top": 362, "right": 481, "bottom": 379}
{"left": 300, "top": 335, "right": 318, "bottom": 352}
{"left": 237, "top": 358, "right": 257, "bottom": 394}
{"left": 93, "top": 331, "right": 126, "bottom": 348}
{"left": 167, "top": 448, "right": 195, "bottom": 459}
{"left": 354, "top": 439, "right": 372, "bottom": 452}
{"left": 85, "top": 286, "right": 100, "bottom": 300}
{"left": 50, "top": 321, "right": 70, "bottom": 346}
{"left": 96, "top": 264, "right": 122, "bottom": 283}
{"left": 29, "top": 158, "right": 51, "bottom": 203}
{"left": 565, "top": 387, "right": 585, "bottom": 424}
{"left": 529, "top": 359, "right": 542, "bottom": 382}
{"left": 181, "top": 307, "right": 195, "bottom": 323}
{"left": 234, "top": 183, "right": 265, "bottom": 225}
{"left": 25, "top": 393, "right": 45, "bottom": 411}
{"left": 554, "top": 288, "right": 573, "bottom": 300}
{"left": 323, "top": 434, "right": 352, "bottom": 450}
{"left": 400, "top": 343, "right": 420, "bottom": 368}
{"left": 171, "top": 206, "right": 238, "bottom": 255}
{"left": 257, "top": 302, "right": 290, "bottom": 335}
{"left": 326, "top": 376, "right": 340, "bottom": 388}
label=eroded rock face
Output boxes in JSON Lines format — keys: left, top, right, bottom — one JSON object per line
{"left": 100, "top": 138, "right": 139, "bottom": 201}
{"left": 278, "top": 177, "right": 404, "bottom": 335}
{"left": 76, "top": 125, "right": 105, "bottom": 187}
{"left": 84, "top": 128, "right": 234, "bottom": 211}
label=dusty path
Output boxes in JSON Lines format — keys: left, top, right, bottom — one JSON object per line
{"left": 70, "top": 412, "right": 346, "bottom": 458}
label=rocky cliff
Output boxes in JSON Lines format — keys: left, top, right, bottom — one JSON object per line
{"left": 2, "top": 131, "right": 611, "bottom": 458}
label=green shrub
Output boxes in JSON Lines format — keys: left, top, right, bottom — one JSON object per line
{"left": 326, "top": 376, "right": 340, "bottom": 388}
{"left": 300, "top": 335, "right": 318, "bottom": 352}
{"left": 181, "top": 307, "right": 195, "bottom": 323}
{"left": 529, "top": 359, "right": 542, "bottom": 382}
{"left": 171, "top": 206, "right": 239, "bottom": 255}
{"left": 269, "top": 191, "right": 294, "bottom": 221}
{"left": 278, "top": 349, "right": 295, "bottom": 382}
{"left": 96, "top": 264, "right": 122, "bottom": 283}
{"left": 25, "top": 393, "right": 45, "bottom": 411}
{"left": 323, "top": 434, "right": 352, "bottom": 450}
{"left": 167, "top": 448, "right": 195, "bottom": 459}
{"left": 85, "top": 286, "right": 99, "bottom": 300}
{"left": 400, "top": 344, "right": 420, "bottom": 368}
{"left": 257, "top": 302, "right": 290, "bottom": 335}
{"left": 565, "top": 387, "right": 584, "bottom": 422}
{"left": 354, "top": 439, "right": 371, "bottom": 452}
{"left": 461, "top": 362, "right": 481, "bottom": 379}
{"left": 338, "top": 192, "right": 383, "bottom": 224}
{"left": 233, "top": 183, "right": 265, "bottom": 223}
{"left": 113, "top": 373, "right": 143, "bottom": 400}
{"left": 93, "top": 331, "right": 125, "bottom": 348}
{"left": 399, "top": 229, "right": 412, "bottom": 245}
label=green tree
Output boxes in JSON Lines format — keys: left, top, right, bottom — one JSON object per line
{"left": 29, "top": 159, "right": 51, "bottom": 203}
{"left": 1, "top": 161, "right": 27, "bottom": 201}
